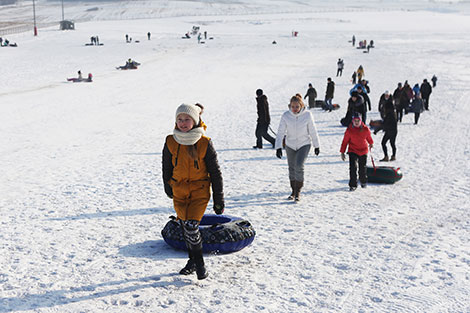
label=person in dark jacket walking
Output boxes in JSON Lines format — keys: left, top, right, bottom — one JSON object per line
{"left": 325, "top": 77, "right": 335, "bottom": 112}
{"left": 420, "top": 79, "right": 432, "bottom": 110}
{"left": 393, "top": 83, "right": 409, "bottom": 123}
{"left": 356, "top": 86, "right": 370, "bottom": 122}
{"left": 340, "top": 113, "right": 374, "bottom": 191}
{"left": 254, "top": 89, "right": 275, "bottom": 149}
{"left": 352, "top": 71, "right": 357, "bottom": 85}
{"left": 375, "top": 101, "right": 397, "bottom": 161}
{"left": 411, "top": 94, "right": 424, "bottom": 124}
{"left": 378, "top": 90, "right": 394, "bottom": 120}
{"left": 304, "top": 83, "right": 317, "bottom": 109}
{"left": 162, "top": 103, "right": 224, "bottom": 280}
{"left": 346, "top": 91, "right": 366, "bottom": 124}
{"left": 431, "top": 75, "right": 437, "bottom": 87}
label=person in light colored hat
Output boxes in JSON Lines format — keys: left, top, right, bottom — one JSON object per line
{"left": 340, "top": 113, "right": 373, "bottom": 191}
{"left": 162, "top": 103, "right": 224, "bottom": 280}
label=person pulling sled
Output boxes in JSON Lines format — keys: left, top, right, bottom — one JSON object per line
{"left": 340, "top": 113, "right": 373, "bottom": 191}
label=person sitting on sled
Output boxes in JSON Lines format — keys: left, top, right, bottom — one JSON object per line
{"left": 340, "top": 113, "right": 373, "bottom": 191}
{"left": 162, "top": 103, "right": 224, "bottom": 280}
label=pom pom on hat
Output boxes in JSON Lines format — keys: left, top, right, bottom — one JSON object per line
{"left": 175, "top": 103, "right": 201, "bottom": 124}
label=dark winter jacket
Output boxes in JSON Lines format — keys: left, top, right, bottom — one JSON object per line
{"left": 420, "top": 82, "right": 432, "bottom": 98}
{"left": 378, "top": 94, "right": 394, "bottom": 119}
{"left": 304, "top": 87, "right": 317, "bottom": 107}
{"left": 393, "top": 87, "right": 410, "bottom": 109}
{"left": 410, "top": 98, "right": 424, "bottom": 114}
{"left": 404, "top": 84, "right": 413, "bottom": 102}
{"left": 382, "top": 109, "right": 398, "bottom": 133}
{"left": 325, "top": 81, "right": 335, "bottom": 99}
{"left": 256, "top": 95, "right": 271, "bottom": 125}
{"left": 358, "top": 91, "right": 371, "bottom": 111}
{"left": 347, "top": 94, "right": 366, "bottom": 114}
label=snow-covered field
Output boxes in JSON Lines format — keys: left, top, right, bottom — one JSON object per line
{"left": 1, "top": 1, "right": 470, "bottom": 312}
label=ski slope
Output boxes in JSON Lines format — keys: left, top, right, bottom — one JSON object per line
{"left": 1, "top": 1, "right": 469, "bottom": 312}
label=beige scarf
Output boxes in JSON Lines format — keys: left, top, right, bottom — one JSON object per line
{"left": 173, "top": 127, "right": 205, "bottom": 145}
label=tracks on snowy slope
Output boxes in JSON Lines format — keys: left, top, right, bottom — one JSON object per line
{"left": 338, "top": 90, "right": 470, "bottom": 311}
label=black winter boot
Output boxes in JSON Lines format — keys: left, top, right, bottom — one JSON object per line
{"left": 288, "top": 180, "right": 296, "bottom": 200}
{"left": 179, "top": 250, "right": 196, "bottom": 275}
{"left": 193, "top": 249, "right": 208, "bottom": 280}
{"left": 294, "top": 181, "right": 303, "bottom": 202}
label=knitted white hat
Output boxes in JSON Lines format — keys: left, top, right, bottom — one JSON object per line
{"left": 175, "top": 104, "right": 201, "bottom": 124}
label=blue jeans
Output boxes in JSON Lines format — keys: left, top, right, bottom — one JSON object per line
{"left": 285, "top": 145, "right": 311, "bottom": 182}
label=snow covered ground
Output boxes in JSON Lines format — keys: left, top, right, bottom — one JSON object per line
{"left": 1, "top": 1, "right": 470, "bottom": 312}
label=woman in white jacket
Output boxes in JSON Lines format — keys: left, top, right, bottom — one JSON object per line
{"left": 275, "top": 94, "right": 320, "bottom": 201}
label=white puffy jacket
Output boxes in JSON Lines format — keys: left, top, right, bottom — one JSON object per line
{"left": 274, "top": 108, "right": 320, "bottom": 151}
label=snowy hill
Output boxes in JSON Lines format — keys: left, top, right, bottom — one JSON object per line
{"left": 1, "top": 1, "right": 470, "bottom": 312}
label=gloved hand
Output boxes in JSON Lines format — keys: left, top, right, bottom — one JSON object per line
{"left": 369, "top": 143, "right": 374, "bottom": 150}
{"left": 276, "top": 148, "right": 282, "bottom": 159}
{"left": 164, "top": 184, "right": 173, "bottom": 199}
{"left": 214, "top": 202, "right": 225, "bottom": 215}
{"left": 314, "top": 147, "right": 320, "bottom": 156}
{"left": 341, "top": 153, "right": 346, "bottom": 161}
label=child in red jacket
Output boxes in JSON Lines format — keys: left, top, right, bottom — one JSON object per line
{"left": 340, "top": 113, "right": 374, "bottom": 191}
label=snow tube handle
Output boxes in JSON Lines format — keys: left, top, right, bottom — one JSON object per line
{"left": 236, "top": 221, "right": 252, "bottom": 227}
{"left": 210, "top": 223, "right": 221, "bottom": 229}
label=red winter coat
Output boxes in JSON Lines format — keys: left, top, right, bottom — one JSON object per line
{"left": 340, "top": 122, "right": 373, "bottom": 156}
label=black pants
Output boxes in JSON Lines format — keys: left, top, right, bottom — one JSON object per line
{"left": 397, "top": 108, "right": 404, "bottom": 122}
{"left": 255, "top": 122, "right": 275, "bottom": 148}
{"left": 381, "top": 130, "right": 397, "bottom": 157}
{"left": 423, "top": 95, "right": 430, "bottom": 110}
{"left": 349, "top": 153, "right": 367, "bottom": 187}
{"left": 337, "top": 68, "right": 343, "bottom": 77}
{"left": 414, "top": 112, "right": 420, "bottom": 124}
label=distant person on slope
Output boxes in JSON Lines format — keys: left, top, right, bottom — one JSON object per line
{"left": 275, "top": 94, "right": 320, "bottom": 201}
{"left": 340, "top": 113, "right": 373, "bottom": 191}
{"left": 325, "top": 77, "right": 335, "bottom": 112}
{"left": 375, "top": 100, "right": 397, "bottom": 162}
{"left": 253, "top": 89, "right": 275, "bottom": 149}
{"left": 162, "top": 104, "right": 224, "bottom": 280}
{"left": 420, "top": 79, "right": 432, "bottom": 110}
{"left": 431, "top": 75, "right": 437, "bottom": 87}
{"left": 410, "top": 94, "right": 424, "bottom": 125}
{"left": 356, "top": 65, "right": 364, "bottom": 82}
{"left": 304, "top": 83, "right": 317, "bottom": 109}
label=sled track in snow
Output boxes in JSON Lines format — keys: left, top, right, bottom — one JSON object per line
{"left": 338, "top": 90, "right": 470, "bottom": 311}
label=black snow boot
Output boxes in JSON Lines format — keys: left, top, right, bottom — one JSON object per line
{"left": 294, "top": 181, "right": 303, "bottom": 202}
{"left": 193, "top": 249, "right": 208, "bottom": 280}
{"left": 288, "top": 180, "right": 296, "bottom": 200}
{"left": 179, "top": 250, "right": 196, "bottom": 275}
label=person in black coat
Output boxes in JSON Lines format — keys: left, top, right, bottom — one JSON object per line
{"left": 347, "top": 91, "right": 365, "bottom": 118}
{"left": 431, "top": 75, "right": 437, "bottom": 87}
{"left": 304, "top": 83, "right": 317, "bottom": 109}
{"left": 356, "top": 86, "right": 370, "bottom": 122}
{"left": 420, "top": 79, "right": 432, "bottom": 110}
{"left": 325, "top": 77, "right": 335, "bottom": 111}
{"left": 393, "top": 83, "right": 409, "bottom": 123}
{"left": 254, "top": 89, "right": 275, "bottom": 149}
{"left": 375, "top": 101, "right": 398, "bottom": 161}
{"left": 378, "top": 91, "right": 394, "bottom": 119}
